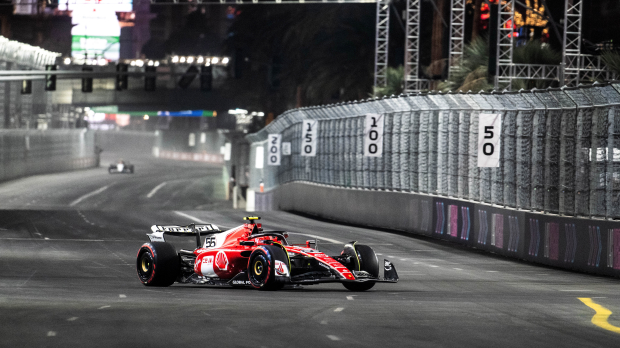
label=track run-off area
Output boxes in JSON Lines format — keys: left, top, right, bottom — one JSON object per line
{"left": 1, "top": 152, "right": 620, "bottom": 347}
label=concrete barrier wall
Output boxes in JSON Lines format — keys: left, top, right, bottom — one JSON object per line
{"left": 258, "top": 182, "right": 620, "bottom": 278}
{"left": 94, "top": 130, "right": 158, "bottom": 155}
{"left": 0, "top": 129, "right": 96, "bottom": 183}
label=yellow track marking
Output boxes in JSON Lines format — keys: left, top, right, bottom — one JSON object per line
{"left": 579, "top": 298, "right": 620, "bottom": 334}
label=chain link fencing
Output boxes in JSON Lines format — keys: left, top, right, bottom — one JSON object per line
{"left": 247, "top": 83, "right": 620, "bottom": 219}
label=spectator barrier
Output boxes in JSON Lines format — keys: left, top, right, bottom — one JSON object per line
{"left": 245, "top": 83, "right": 620, "bottom": 277}
{"left": 0, "top": 129, "right": 96, "bottom": 183}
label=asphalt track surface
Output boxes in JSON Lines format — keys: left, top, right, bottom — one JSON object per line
{"left": 1, "top": 152, "right": 620, "bottom": 347}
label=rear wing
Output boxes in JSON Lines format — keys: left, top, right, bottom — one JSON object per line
{"left": 148, "top": 224, "right": 221, "bottom": 247}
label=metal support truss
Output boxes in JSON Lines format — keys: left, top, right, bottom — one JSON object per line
{"left": 154, "top": 0, "right": 375, "bottom": 3}
{"left": 403, "top": 0, "right": 429, "bottom": 92}
{"left": 494, "top": 0, "right": 515, "bottom": 90}
{"left": 562, "top": 0, "right": 582, "bottom": 86}
{"left": 448, "top": 0, "right": 465, "bottom": 78}
{"left": 512, "top": 64, "right": 560, "bottom": 80}
{"left": 374, "top": 0, "right": 390, "bottom": 88}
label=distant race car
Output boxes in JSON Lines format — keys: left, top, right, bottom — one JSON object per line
{"left": 108, "top": 161, "right": 134, "bottom": 174}
{"left": 136, "top": 217, "right": 398, "bottom": 291}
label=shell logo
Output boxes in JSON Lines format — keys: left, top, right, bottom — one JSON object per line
{"left": 215, "top": 251, "right": 228, "bottom": 271}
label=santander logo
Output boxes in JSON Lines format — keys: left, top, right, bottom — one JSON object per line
{"left": 194, "top": 258, "right": 202, "bottom": 273}
{"left": 215, "top": 251, "right": 228, "bottom": 271}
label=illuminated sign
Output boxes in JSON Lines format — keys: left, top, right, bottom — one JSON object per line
{"left": 72, "top": 36, "right": 120, "bottom": 60}
{"left": 70, "top": 4, "right": 122, "bottom": 61}
{"left": 59, "top": 0, "right": 133, "bottom": 13}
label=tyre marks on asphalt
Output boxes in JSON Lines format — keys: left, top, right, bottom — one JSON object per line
{"left": 76, "top": 210, "right": 96, "bottom": 227}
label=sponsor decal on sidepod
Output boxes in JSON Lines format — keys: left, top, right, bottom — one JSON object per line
{"left": 198, "top": 255, "right": 216, "bottom": 277}
{"left": 275, "top": 260, "right": 289, "bottom": 276}
{"left": 215, "top": 251, "right": 228, "bottom": 271}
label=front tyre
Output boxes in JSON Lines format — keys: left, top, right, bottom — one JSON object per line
{"left": 343, "top": 244, "right": 379, "bottom": 292}
{"left": 247, "top": 245, "right": 289, "bottom": 290}
{"left": 136, "top": 242, "right": 179, "bottom": 287}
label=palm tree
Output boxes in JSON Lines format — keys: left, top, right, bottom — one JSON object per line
{"left": 373, "top": 66, "right": 405, "bottom": 98}
{"left": 511, "top": 40, "right": 561, "bottom": 90}
{"left": 438, "top": 37, "right": 492, "bottom": 92}
{"left": 438, "top": 38, "right": 561, "bottom": 92}
{"left": 601, "top": 50, "right": 620, "bottom": 77}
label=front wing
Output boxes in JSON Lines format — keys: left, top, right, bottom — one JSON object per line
{"left": 177, "top": 259, "right": 398, "bottom": 287}
{"left": 286, "top": 259, "right": 399, "bottom": 285}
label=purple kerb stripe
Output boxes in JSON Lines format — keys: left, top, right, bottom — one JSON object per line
{"left": 450, "top": 205, "right": 459, "bottom": 237}
{"left": 547, "top": 223, "right": 559, "bottom": 261}
{"left": 494, "top": 214, "right": 504, "bottom": 249}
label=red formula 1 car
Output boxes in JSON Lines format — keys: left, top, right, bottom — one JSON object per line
{"left": 136, "top": 217, "right": 398, "bottom": 291}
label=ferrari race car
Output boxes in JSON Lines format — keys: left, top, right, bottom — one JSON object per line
{"left": 136, "top": 217, "right": 398, "bottom": 291}
{"left": 108, "top": 160, "right": 134, "bottom": 174}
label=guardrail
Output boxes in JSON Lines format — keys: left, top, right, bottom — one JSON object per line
{"left": 0, "top": 129, "right": 96, "bottom": 183}
{"left": 246, "top": 82, "right": 620, "bottom": 220}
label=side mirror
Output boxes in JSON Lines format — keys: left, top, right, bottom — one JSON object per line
{"left": 305, "top": 240, "right": 319, "bottom": 250}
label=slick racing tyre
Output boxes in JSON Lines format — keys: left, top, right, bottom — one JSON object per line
{"left": 247, "top": 245, "right": 289, "bottom": 290}
{"left": 342, "top": 244, "right": 379, "bottom": 292}
{"left": 137, "top": 242, "right": 180, "bottom": 287}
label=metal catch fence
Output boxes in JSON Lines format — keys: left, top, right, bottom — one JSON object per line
{"left": 246, "top": 82, "right": 620, "bottom": 219}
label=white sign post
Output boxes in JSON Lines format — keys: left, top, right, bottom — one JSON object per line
{"left": 364, "top": 113, "right": 384, "bottom": 157}
{"left": 301, "top": 120, "right": 317, "bottom": 157}
{"left": 477, "top": 113, "right": 502, "bottom": 167}
{"left": 282, "top": 142, "right": 291, "bottom": 155}
{"left": 255, "top": 146, "right": 264, "bottom": 169}
{"left": 267, "top": 134, "right": 281, "bottom": 166}
{"left": 224, "top": 143, "right": 231, "bottom": 161}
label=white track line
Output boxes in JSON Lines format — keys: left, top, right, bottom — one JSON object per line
{"left": 147, "top": 182, "right": 167, "bottom": 198}
{"left": 69, "top": 185, "right": 110, "bottom": 207}
{"left": 174, "top": 211, "right": 208, "bottom": 223}
{"left": 286, "top": 232, "right": 342, "bottom": 244}
{"left": 172, "top": 212, "right": 343, "bottom": 244}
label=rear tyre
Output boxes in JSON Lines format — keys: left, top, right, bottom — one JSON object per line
{"left": 342, "top": 244, "right": 379, "bottom": 292}
{"left": 136, "top": 242, "right": 179, "bottom": 287}
{"left": 247, "top": 245, "right": 288, "bottom": 290}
